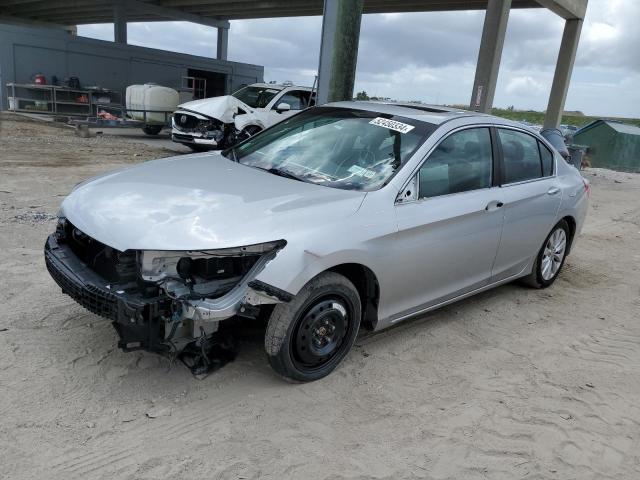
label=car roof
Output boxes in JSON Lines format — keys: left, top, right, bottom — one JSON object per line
{"left": 325, "top": 101, "right": 548, "bottom": 131}
{"left": 326, "top": 100, "right": 492, "bottom": 126}
{"left": 250, "top": 82, "right": 313, "bottom": 91}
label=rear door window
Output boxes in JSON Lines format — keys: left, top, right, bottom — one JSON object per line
{"left": 498, "top": 129, "right": 544, "bottom": 183}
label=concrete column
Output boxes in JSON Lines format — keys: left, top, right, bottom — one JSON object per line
{"left": 316, "top": 0, "right": 364, "bottom": 105}
{"left": 543, "top": 18, "right": 583, "bottom": 129}
{"left": 217, "top": 26, "right": 229, "bottom": 61}
{"left": 470, "top": 0, "right": 511, "bottom": 113}
{"left": 113, "top": 1, "right": 127, "bottom": 44}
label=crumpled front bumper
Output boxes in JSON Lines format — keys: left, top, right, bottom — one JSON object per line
{"left": 44, "top": 234, "right": 292, "bottom": 353}
{"left": 44, "top": 234, "right": 170, "bottom": 352}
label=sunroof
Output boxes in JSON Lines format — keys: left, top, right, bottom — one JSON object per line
{"left": 397, "top": 104, "right": 456, "bottom": 114}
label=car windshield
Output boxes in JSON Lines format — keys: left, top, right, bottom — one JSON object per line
{"left": 226, "top": 107, "right": 435, "bottom": 191}
{"left": 232, "top": 85, "right": 282, "bottom": 108}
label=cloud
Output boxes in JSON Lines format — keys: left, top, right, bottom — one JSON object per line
{"left": 506, "top": 76, "right": 545, "bottom": 97}
{"left": 76, "top": 0, "right": 640, "bottom": 117}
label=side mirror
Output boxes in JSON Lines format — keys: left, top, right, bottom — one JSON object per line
{"left": 276, "top": 102, "right": 291, "bottom": 113}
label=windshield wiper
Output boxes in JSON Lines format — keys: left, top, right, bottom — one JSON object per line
{"left": 266, "top": 167, "right": 306, "bottom": 183}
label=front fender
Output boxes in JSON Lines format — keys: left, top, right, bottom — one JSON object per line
{"left": 254, "top": 244, "right": 379, "bottom": 298}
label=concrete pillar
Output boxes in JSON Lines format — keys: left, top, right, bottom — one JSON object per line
{"left": 316, "top": 0, "right": 364, "bottom": 105}
{"left": 543, "top": 18, "right": 583, "bottom": 129}
{"left": 113, "top": 1, "right": 127, "bottom": 44}
{"left": 470, "top": 0, "right": 511, "bottom": 113}
{"left": 217, "top": 26, "right": 229, "bottom": 61}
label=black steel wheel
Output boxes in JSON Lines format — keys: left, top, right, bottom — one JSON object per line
{"left": 265, "top": 272, "right": 361, "bottom": 382}
{"left": 292, "top": 297, "right": 350, "bottom": 371}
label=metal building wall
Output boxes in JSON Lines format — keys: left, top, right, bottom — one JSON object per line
{"left": 0, "top": 22, "right": 264, "bottom": 110}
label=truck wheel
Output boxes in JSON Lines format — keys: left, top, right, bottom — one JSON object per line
{"left": 142, "top": 125, "right": 162, "bottom": 135}
{"left": 265, "top": 272, "right": 361, "bottom": 382}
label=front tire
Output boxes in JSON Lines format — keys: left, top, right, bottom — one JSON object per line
{"left": 142, "top": 125, "right": 162, "bottom": 135}
{"left": 236, "top": 125, "right": 262, "bottom": 144}
{"left": 265, "top": 272, "right": 361, "bottom": 382}
{"left": 522, "top": 220, "right": 570, "bottom": 288}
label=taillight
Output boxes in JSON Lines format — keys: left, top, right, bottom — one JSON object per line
{"left": 582, "top": 177, "right": 590, "bottom": 196}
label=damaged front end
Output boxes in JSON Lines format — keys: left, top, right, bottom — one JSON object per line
{"left": 171, "top": 110, "right": 238, "bottom": 149}
{"left": 45, "top": 218, "right": 288, "bottom": 374}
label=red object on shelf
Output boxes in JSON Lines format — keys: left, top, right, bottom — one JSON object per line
{"left": 34, "top": 74, "right": 46, "bottom": 85}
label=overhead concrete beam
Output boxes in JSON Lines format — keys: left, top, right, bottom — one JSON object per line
{"left": 544, "top": 18, "right": 583, "bottom": 128}
{"left": 535, "top": 0, "right": 587, "bottom": 19}
{"left": 125, "top": 0, "right": 230, "bottom": 29}
{"left": 470, "top": 0, "right": 511, "bottom": 113}
{"left": 0, "top": 14, "right": 76, "bottom": 33}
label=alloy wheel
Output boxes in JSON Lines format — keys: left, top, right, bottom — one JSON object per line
{"left": 541, "top": 227, "right": 567, "bottom": 281}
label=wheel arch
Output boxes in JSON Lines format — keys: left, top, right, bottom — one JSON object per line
{"left": 234, "top": 114, "right": 265, "bottom": 132}
{"left": 326, "top": 263, "right": 380, "bottom": 331}
{"left": 560, "top": 215, "right": 577, "bottom": 254}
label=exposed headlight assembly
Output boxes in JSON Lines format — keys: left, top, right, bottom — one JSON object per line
{"left": 139, "top": 240, "right": 286, "bottom": 283}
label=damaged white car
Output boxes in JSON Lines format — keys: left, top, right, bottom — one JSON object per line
{"left": 171, "top": 82, "right": 315, "bottom": 150}
{"left": 45, "top": 102, "right": 588, "bottom": 382}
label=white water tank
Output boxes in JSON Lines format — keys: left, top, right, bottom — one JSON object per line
{"left": 126, "top": 84, "right": 179, "bottom": 124}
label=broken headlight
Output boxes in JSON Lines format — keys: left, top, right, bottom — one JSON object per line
{"left": 139, "top": 241, "right": 286, "bottom": 299}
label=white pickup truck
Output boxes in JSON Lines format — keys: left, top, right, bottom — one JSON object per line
{"left": 171, "top": 83, "right": 315, "bottom": 151}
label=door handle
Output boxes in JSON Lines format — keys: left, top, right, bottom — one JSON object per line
{"left": 485, "top": 201, "right": 504, "bottom": 211}
{"left": 547, "top": 187, "right": 561, "bottom": 195}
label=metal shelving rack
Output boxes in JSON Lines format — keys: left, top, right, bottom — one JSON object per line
{"left": 6, "top": 83, "right": 92, "bottom": 116}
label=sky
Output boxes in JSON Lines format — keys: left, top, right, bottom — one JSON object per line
{"left": 77, "top": 0, "right": 639, "bottom": 118}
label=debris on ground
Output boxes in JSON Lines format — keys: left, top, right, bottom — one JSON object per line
{"left": 12, "top": 211, "right": 57, "bottom": 224}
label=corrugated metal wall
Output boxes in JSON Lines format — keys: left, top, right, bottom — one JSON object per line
{"left": 0, "top": 22, "right": 264, "bottom": 110}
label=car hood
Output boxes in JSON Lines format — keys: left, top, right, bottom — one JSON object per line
{"left": 177, "top": 95, "right": 252, "bottom": 124}
{"left": 60, "top": 153, "right": 366, "bottom": 251}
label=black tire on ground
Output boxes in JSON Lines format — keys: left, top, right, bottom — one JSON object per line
{"left": 521, "top": 219, "right": 570, "bottom": 289}
{"left": 265, "top": 272, "right": 361, "bottom": 382}
{"left": 142, "top": 125, "right": 163, "bottom": 135}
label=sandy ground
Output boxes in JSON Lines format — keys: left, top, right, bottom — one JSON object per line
{"left": 1, "top": 113, "right": 639, "bottom": 480}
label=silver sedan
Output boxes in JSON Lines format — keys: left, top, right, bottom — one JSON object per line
{"left": 45, "top": 102, "right": 589, "bottom": 382}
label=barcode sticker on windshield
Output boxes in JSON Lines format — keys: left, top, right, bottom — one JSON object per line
{"left": 369, "top": 117, "right": 415, "bottom": 134}
{"left": 348, "top": 165, "right": 376, "bottom": 179}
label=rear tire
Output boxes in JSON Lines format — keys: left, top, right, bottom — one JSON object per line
{"left": 265, "top": 272, "right": 361, "bottom": 382}
{"left": 521, "top": 220, "right": 570, "bottom": 289}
